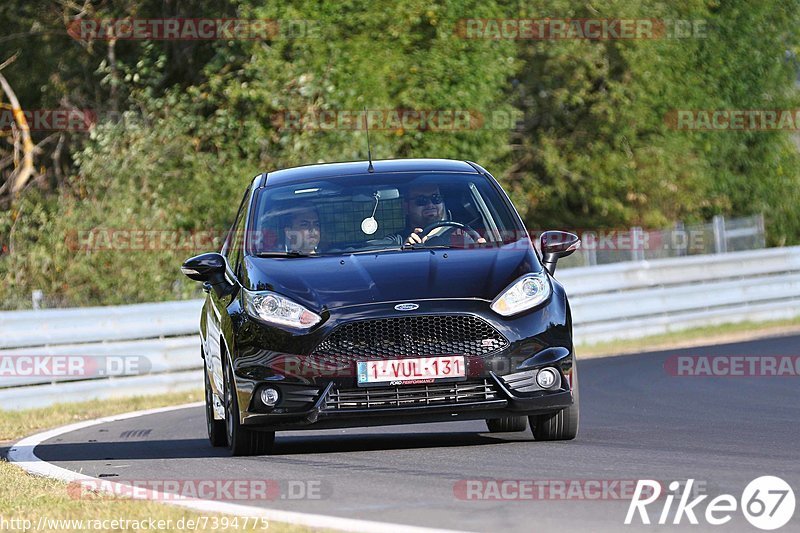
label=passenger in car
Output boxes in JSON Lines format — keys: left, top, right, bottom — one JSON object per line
{"left": 283, "top": 203, "right": 321, "bottom": 254}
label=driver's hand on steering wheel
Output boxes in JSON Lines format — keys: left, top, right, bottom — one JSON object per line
{"left": 405, "top": 228, "right": 426, "bottom": 245}
{"left": 405, "top": 227, "right": 487, "bottom": 245}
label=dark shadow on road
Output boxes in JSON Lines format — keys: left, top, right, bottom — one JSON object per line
{"left": 34, "top": 429, "right": 532, "bottom": 462}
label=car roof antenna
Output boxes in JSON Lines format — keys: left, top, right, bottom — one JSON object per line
{"left": 363, "top": 107, "right": 374, "bottom": 173}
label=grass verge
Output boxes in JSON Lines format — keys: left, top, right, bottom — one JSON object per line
{"left": 0, "top": 389, "right": 203, "bottom": 443}
{"left": 577, "top": 316, "right": 800, "bottom": 358}
{"left": 0, "top": 389, "right": 311, "bottom": 533}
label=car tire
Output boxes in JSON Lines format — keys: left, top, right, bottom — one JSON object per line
{"left": 485, "top": 416, "right": 528, "bottom": 432}
{"left": 223, "top": 355, "right": 275, "bottom": 456}
{"left": 204, "top": 359, "right": 227, "bottom": 447}
{"left": 530, "top": 362, "right": 579, "bottom": 441}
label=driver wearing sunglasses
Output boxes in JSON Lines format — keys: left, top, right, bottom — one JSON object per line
{"left": 386, "top": 184, "right": 486, "bottom": 246}
{"left": 403, "top": 184, "right": 448, "bottom": 245}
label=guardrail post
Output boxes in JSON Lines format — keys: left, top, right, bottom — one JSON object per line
{"left": 31, "top": 290, "right": 43, "bottom": 310}
{"left": 756, "top": 213, "right": 766, "bottom": 248}
{"left": 712, "top": 215, "right": 727, "bottom": 254}
{"left": 582, "top": 231, "right": 597, "bottom": 266}
{"left": 631, "top": 227, "right": 645, "bottom": 261}
{"left": 674, "top": 221, "right": 687, "bottom": 256}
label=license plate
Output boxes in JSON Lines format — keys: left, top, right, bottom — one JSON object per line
{"left": 357, "top": 356, "right": 466, "bottom": 386}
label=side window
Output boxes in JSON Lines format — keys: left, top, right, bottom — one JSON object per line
{"left": 221, "top": 187, "right": 251, "bottom": 266}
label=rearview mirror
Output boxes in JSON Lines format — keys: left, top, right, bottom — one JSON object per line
{"left": 540, "top": 231, "right": 580, "bottom": 275}
{"left": 352, "top": 188, "right": 400, "bottom": 202}
{"left": 376, "top": 188, "right": 400, "bottom": 200}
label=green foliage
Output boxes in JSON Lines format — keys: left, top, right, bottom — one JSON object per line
{"left": 1, "top": 113, "right": 252, "bottom": 308}
{"left": 508, "top": 0, "right": 800, "bottom": 239}
{"left": 1, "top": 0, "right": 799, "bottom": 308}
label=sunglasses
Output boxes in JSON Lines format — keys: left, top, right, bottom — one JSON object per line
{"left": 413, "top": 193, "right": 444, "bottom": 206}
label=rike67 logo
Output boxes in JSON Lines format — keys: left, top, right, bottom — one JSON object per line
{"left": 626, "top": 476, "right": 796, "bottom": 530}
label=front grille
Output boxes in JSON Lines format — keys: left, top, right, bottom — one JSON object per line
{"left": 324, "top": 379, "right": 499, "bottom": 410}
{"left": 310, "top": 315, "right": 508, "bottom": 366}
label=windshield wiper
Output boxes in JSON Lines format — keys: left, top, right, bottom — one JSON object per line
{"left": 253, "top": 250, "right": 313, "bottom": 258}
{"left": 344, "top": 245, "right": 453, "bottom": 255}
{"left": 400, "top": 243, "right": 453, "bottom": 250}
{"left": 347, "top": 247, "right": 402, "bottom": 255}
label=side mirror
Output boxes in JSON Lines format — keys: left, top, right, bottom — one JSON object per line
{"left": 540, "top": 231, "right": 580, "bottom": 275}
{"left": 181, "top": 252, "right": 227, "bottom": 282}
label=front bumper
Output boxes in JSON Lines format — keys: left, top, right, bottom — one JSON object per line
{"left": 229, "top": 294, "right": 575, "bottom": 431}
{"left": 239, "top": 369, "right": 574, "bottom": 431}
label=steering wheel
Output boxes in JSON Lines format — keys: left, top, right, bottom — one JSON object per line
{"left": 420, "top": 220, "right": 482, "bottom": 243}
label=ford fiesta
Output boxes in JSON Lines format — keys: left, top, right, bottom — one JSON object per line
{"left": 181, "top": 159, "right": 580, "bottom": 456}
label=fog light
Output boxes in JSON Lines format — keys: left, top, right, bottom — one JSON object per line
{"left": 536, "top": 368, "right": 558, "bottom": 389}
{"left": 260, "top": 388, "right": 280, "bottom": 407}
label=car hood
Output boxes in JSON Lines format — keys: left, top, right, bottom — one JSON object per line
{"left": 243, "top": 243, "right": 540, "bottom": 311}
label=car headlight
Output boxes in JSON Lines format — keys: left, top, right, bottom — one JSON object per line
{"left": 490, "top": 272, "right": 552, "bottom": 316}
{"left": 242, "top": 289, "right": 322, "bottom": 330}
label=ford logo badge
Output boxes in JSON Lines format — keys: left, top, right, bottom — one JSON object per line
{"left": 394, "top": 303, "right": 419, "bottom": 311}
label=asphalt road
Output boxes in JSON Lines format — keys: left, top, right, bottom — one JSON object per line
{"left": 32, "top": 334, "right": 800, "bottom": 532}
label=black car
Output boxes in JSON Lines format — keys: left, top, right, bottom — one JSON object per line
{"left": 182, "top": 159, "right": 580, "bottom": 456}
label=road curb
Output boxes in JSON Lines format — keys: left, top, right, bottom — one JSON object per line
{"left": 7, "top": 402, "right": 469, "bottom": 533}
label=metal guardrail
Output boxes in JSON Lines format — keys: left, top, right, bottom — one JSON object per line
{"left": 560, "top": 246, "right": 800, "bottom": 345}
{"left": 0, "top": 300, "right": 201, "bottom": 349}
{"left": 0, "top": 370, "right": 202, "bottom": 410}
{"left": 558, "top": 213, "right": 766, "bottom": 268}
{"left": 1, "top": 246, "right": 799, "bottom": 410}
{"left": 0, "top": 336, "right": 200, "bottom": 388}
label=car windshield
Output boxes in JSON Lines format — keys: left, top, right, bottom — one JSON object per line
{"left": 246, "top": 171, "right": 526, "bottom": 256}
